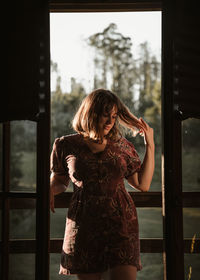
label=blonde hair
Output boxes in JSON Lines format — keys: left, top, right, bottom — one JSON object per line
{"left": 72, "top": 88, "right": 142, "bottom": 142}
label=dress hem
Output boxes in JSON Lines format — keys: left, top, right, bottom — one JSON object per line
{"left": 59, "top": 263, "right": 142, "bottom": 275}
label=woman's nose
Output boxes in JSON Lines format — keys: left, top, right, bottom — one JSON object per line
{"left": 106, "top": 116, "right": 111, "bottom": 124}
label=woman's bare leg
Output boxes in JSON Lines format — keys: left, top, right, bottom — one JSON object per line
{"left": 110, "top": 265, "right": 137, "bottom": 280}
{"left": 77, "top": 272, "right": 102, "bottom": 280}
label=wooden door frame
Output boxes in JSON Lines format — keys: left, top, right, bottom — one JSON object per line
{"left": 1, "top": 1, "right": 200, "bottom": 280}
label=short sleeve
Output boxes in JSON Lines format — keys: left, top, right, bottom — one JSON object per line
{"left": 50, "top": 137, "right": 68, "bottom": 176}
{"left": 124, "top": 140, "right": 141, "bottom": 179}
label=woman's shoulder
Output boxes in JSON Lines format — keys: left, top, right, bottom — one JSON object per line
{"left": 53, "top": 133, "right": 82, "bottom": 150}
{"left": 61, "top": 133, "right": 81, "bottom": 141}
{"left": 55, "top": 133, "right": 81, "bottom": 142}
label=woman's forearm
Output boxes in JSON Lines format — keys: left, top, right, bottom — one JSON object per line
{"left": 50, "top": 174, "right": 68, "bottom": 195}
{"left": 138, "top": 144, "right": 155, "bottom": 191}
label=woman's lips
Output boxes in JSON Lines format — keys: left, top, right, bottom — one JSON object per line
{"left": 104, "top": 125, "right": 112, "bottom": 130}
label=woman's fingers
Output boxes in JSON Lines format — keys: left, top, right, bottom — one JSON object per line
{"left": 138, "top": 118, "right": 154, "bottom": 146}
{"left": 138, "top": 118, "right": 146, "bottom": 130}
{"left": 140, "top": 117, "right": 149, "bottom": 129}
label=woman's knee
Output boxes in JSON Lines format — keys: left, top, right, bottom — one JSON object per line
{"left": 110, "top": 265, "right": 137, "bottom": 280}
{"left": 77, "top": 272, "right": 102, "bottom": 280}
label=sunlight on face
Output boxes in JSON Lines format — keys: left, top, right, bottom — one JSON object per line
{"left": 99, "top": 105, "right": 118, "bottom": 136}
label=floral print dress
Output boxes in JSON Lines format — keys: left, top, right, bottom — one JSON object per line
{"left": 50, "top": 133, "right": 142, "bottom": 275}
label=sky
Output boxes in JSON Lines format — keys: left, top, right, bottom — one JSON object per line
{"left": 50, "top": 12, "right": 161, "bottom": 93}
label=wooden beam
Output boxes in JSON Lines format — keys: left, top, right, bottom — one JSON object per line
{"left": 3, "top": 238, "right": 199, "bottom": 254}
{"left": 35, "top": 1, "right": 51, "bottom": 279}
{"left": 162, "top": 0, "right": 185, "bottom": 278}
{"left": 1, "top": 192, "right": 200, "bottom": 209}
{"left": 1, "top": 122, "right": 10, "bottom": 280}
{"left": 49, "top": 0, "right": 162, "bottom": 12}
{"left": 0, "top": 192, "right": 37, "bottom": 199}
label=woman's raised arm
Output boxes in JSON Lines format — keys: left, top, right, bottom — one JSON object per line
{"left": 127, "top": 118, "right": 155, "bottom": 192}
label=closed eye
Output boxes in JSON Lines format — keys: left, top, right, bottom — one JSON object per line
{"left": 102, "top": 113, "right": 118, "bottom": 119}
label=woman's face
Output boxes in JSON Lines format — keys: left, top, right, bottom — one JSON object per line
{"left": 99, "top": 105, "right": 118, "bottom": 136}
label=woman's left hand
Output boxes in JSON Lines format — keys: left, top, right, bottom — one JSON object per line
{"left": 138, "top": 118, "right": 154, "bottom": 147}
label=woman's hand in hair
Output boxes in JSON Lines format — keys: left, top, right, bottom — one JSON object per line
{"left": 138, "top": 118, "right": 154, "bottom": 148}
{"left": 128, "top": 118, "right": 155, "bottom": 192}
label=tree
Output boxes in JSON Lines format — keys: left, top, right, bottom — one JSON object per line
{"left": 87, "top": 23, "right": 137, "bottom": 107}
{"left": 133, "top": 41, "right": 161, "bottom": 146}
{"left": 50, "top": 62, "right": 86, "bottom": 143}
{"left": 135, "top": 42, "right": 161, "bottom": 115}
{"left": 87, "top": 24, "right": 162, "bottom": 148}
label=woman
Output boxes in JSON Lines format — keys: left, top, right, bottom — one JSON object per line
{"left": 50, "top": 89, "right": 154, "bottom": 280}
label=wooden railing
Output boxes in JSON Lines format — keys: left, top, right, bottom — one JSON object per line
{"left": 1, "top": 191, "right": 199, "bottom": 254}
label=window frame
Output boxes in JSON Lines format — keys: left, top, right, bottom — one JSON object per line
{"left": 1, "top": 1, "right": 200, "bottom": 280}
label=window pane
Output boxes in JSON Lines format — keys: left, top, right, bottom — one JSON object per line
{"left": 183, "top": 208, "right": 200, "bottom": 238}
{"left": 182, "top": 119, "right": 200, "bottom": 192}
{"left": 10, "top": 209, "right": 36, "bottom": 239}
{"left": 9, "top": 254, "right": 35, "bottom": 280}
{"left": 184, "top": 254, "right": 200, "bottom": 280}
{"left": 50, "top": 13, "right": 162, "bottom": 278}
{"left": 50, "top": 208, "right": 67, "bottom": 238}
{"left": 137, "top": 208, "right": 163, "bottom": 238}
{"left": 65, "top": 181, "right": 74, "bottom": 192}
{"left": 138, "top": 253, "right": 163, "bottom": 279}
{"left": 10, "top": 120, "right": 36, "bottom": 192}
{"left": 50, "top": 12, "right": 162, "bottom": 192}
{"left": 50, "top": 254, "right": 78, "bottom": 280}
